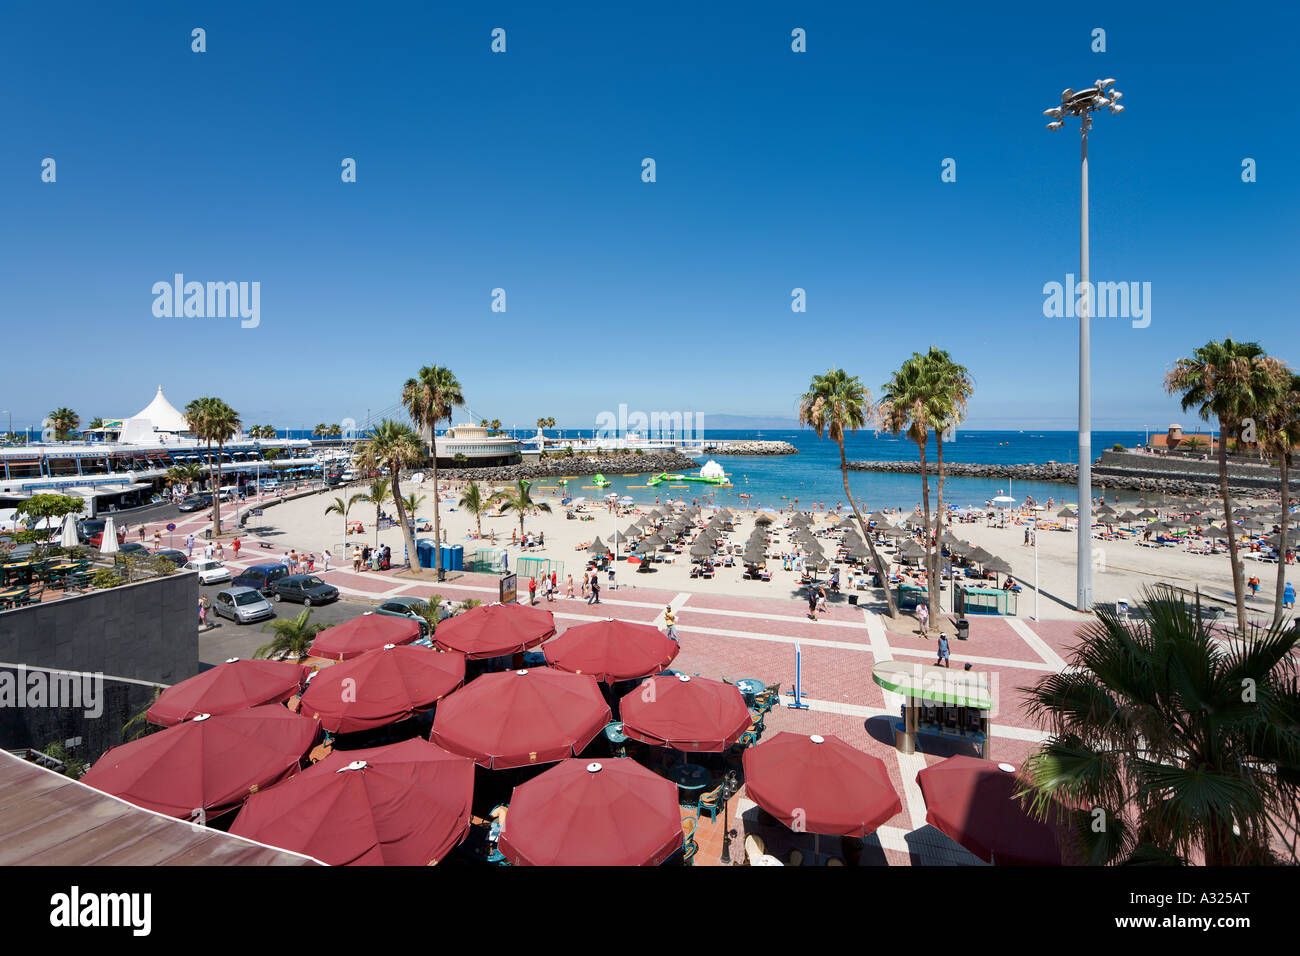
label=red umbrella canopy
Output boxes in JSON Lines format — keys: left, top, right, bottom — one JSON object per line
{"left": 430, "top": 668, "right": 610, "bottom": 769}
{"left": 498, "top": 758, "right": 683, "bottom": 866}
{"left": 619, "top": 674, "right": 751, "bottom": 752}
{"left": 80, "top": 705, "right": 320, "bottom": 820}
{"left": 543, "top": 618, "right": 680, "bottom": 683}
{"left": 432, "top": 602, "right": 556, "bottom": 659}
{"left": 146, "top": 658, "right": 307, "bottom": 727}
{"left": 915, "top": 756, "right": 1064, "bottom": 865}
{"left": 309, "top": 613, "right": 420, "bottom": 661}
{"left": 229, "top": 738, "right": 475, "bottom": 866}
{"left": 743, "top": 732, "right": 902, "bottom": 836}
{"left": 300, "top": 644, "right": 466, "bottom": 734}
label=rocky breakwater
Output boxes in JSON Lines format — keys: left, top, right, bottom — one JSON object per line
{"left": 846, "top": 459, "right": 1276, "bottom": 497}
{"left": 446, "top": 451, "right": 701, "bottom": 483}
{"left": 703, "top": 440, "right": 798, "bottom": 455}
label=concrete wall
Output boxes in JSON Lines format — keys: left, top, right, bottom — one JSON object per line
{"left": 0, "top": 572, "right": 198, "bottom": 685}
{"left": 1095, "top": 450, "right": 1300, "bottom": 491}
{"left": 0, "top": 573, "right": 199, "bottom": 764}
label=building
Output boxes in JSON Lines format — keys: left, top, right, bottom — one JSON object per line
{"left": 1147, "top": 424, "right": 1219, "bottom": 454}
{"left": 431, "top": 423, "right": 521, "bottom": 468}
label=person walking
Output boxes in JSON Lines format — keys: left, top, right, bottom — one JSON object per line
{"left": 322, "top": 548, "right": 331, "bottom": 572}
{"left": 185, "top": 533, "right": 195, "bottom": 559}
{"left": 1285, "top": 580, "right": 1295, "bottom": 610}
{"left": 216, "top": 542, "right": 225, "bottom": 561}
{"left": 198, "top": 594, "right": 210, "bottom": 628}
{"left": 566, "top": 575, "right": 574, "bottom": 599}
{"left": 917, "top": 600, "right": 929, "bottom": 634}
{"left": 353, "top": 545, "right": 363, "bottom": 572}
{"left": 153, "top": 529, "right": 162, "bottom": 551}
{"left": 231, "top": 537, "right": 241, "bottom": 559}
{"left": 589, "top": 573, "right": 601, "bottom": 605}
{"left": 935, "top": 632, "right": 951, "bottom": 668}
{"left": 664, "top": 605, "right": 678, "bottom": 642}
{"left": 807, "top": 585, "right": 818, "bottom": 621}
{"left": 204, "top": 541, "right": 214, "bottom": 561}
{"left": 528, "top": 575, "right": 537, "bottom": 605}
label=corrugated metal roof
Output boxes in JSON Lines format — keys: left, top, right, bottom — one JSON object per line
{"left": 0, "top": 751, "right": 323, "bottom": 866}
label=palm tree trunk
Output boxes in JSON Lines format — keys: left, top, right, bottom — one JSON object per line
{"left": 934, "top": 434, "right": 948, "bottom": 625}
{"left": 431, "top": 430, "right": 442, "bottom": 574}
{"left": 917, "top": 439, "right": 934, "bottom": 632}
{"left": 839, "top": 440, "right": 898, "bottom": 619}
{"left": 1275, "top": 452, "right": 1290, "bottom": 625}
{"left": 212, "top": 439, "right": 224, "bottom": 539}
{"left": 390, "top": 468, "right": 418, "bottom": 571}
{"left": 1218, "top": 425, "right": 1247, "bottom": 633}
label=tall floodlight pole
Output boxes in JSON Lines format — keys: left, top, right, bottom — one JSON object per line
{"left": 1044, "top": 79, "right": 1123, "bottom": 612}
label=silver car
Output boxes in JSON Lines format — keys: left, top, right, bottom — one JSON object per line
{"left": 213, "top": 586, "right": 275, "bottom": 625}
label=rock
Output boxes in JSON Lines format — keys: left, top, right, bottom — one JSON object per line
{"left": 700, "top": 440, "right": 798, "bottom": 456}
{"left": 438, "top": 451, "right": 701, "bottom": 484}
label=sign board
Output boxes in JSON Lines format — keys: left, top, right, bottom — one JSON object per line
{"left": 166, "top": 523, "right": 175, "bottom": 531}
{"left": 499, "top": 572, "right": 518, "bottom": 604}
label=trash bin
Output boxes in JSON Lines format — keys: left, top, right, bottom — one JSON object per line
{"left": 203, "top": 529, "right": 212, "bottom": 539}
{"left": 848, "top": 594, "right": 858, "bottom": 606}
{"left": 956, "top": 619, "right": 970, "bottom": 641}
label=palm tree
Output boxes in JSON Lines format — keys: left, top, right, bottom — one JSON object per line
{"left": 409, "top": 596, "right": 446, "bottom": 634}
{"left": 491, "top": 479, "right": 552, "bottom": 539}
{"left": 47, "top": 407, "right": 79, "bottom": 440}
{"left": 314, "top": 423, "right": 328, "bottom": 437}
{"left": 355, "top": 420, "right": 424, "bottom": 570}
{"left": 324, "top": 493, "right": 366, "bottom": 545}
{"left": 798, "top": 369, "right": 897, "bottom": 619}
{"left": 487, "top": 418, "right": 502, "bottom": 435}
{"left": 328, "top": 423, "right": 342, "bottom": 438}
{"left": 254, "top": 609, "right": 326, "bottom": 660}
{"left": 879, "top": 357, "right": 944, "bottom": 627}
{"left": 361, "top": 477, "right": 390, "bottom": 547}
{"left": 1020, "top": 585, "right": 1300, "bottom": 866}
{"left": 402, "top": 366, "right": 465, "bottom": 576}
{"left": 459, "top": 481, "right": 490, "bottom": 538}
{"left": 166, "top": 461, "right": 204, "bottom": 495}
{"left": 1257, "top": 367, "right": 1300, "bottom": 624}
{"left": 1181, "top": 435, "right": 1208, "bottom": 454}
{"left": 1166, "top": 340, "right": 1283, "bottom": 632}
{"left": 402, "top": 492, "right": 426, "bottom": 519}
{"left": 923, "top": 349, "right": 973, "bottom": 624}
{"left": 184, "top": 397, "right": 241, "bottom": 539}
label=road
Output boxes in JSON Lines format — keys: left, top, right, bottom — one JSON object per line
{"left": 196, "top": 584, "right": 379, "bottom": 667}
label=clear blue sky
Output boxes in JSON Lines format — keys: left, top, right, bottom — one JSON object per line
{"left": 2, "top": 1, "right": 1296, "bottom": 433}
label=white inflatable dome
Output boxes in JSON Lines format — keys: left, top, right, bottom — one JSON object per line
{"left": 699, "top": 460, "right": 725, "bottom": 479}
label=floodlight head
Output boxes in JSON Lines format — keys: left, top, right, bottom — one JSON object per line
{"left": 1109, "top": 90, "right": 1122, "bottom": 101}
{"left": 1043, "top": 107, "right": 1064, "bottom": 118}
{"left": 1099, "top": 78, "right": 1116, "bottom": 89}
{"left": 1061, "top": 88, "right": 1075, "bottom": 100}
{"left": 1109, "top": 103, "right": 1125, "bottom": 114}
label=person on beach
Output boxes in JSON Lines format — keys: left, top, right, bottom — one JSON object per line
{"left": 322, "top": 549, "right": 331, "bottom": 571}
{"left": 566, "top": 575, "right": 574, "bottom": 598}
{"left": 807, "top": 586, "right": 818, "bottom": 620}
{"left": 305, "top": 554, "right": 315, "bottom": 572}
{"left": 353, "top": 546, "right": 362, "bottom": 572}
{"left": 581, "top": 576, "right": 589, "bottom": 600}
{"left": 917, "top": 601, "right": 929, "bottom": 633}
{"left": 589, "top": 574, "right": 601, "bottom": 605}
{"left": 528, "top": 576, "right": 537, "bottom": 605}
{"left": 935, "top": 632, "right": 950, "bottom": 668}
{"left": 551, "top": 570, "right": 557, "bottom": 594}
{"left": 664, "top": 605, "right": 678, "bottom": 641}
{"left": 1284, "top": 581, "right": 1295, "bottom": 609}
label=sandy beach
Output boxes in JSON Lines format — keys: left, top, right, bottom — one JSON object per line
{"left": 244, "top": 478, "right": 1293, "bottom": 623}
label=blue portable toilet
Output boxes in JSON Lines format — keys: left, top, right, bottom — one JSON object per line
{"left": 449, "top": 544, "right": 464, "bottom": 571}
{"left": 416, "top": 539, "right": 436, "bottom": 569}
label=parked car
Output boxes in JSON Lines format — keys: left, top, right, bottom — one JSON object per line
{"left": 374, "top": 596, "right": 450, "bottom": 637}
{"left": 154, "top": 549, "right": 189, "bottom": 567}
{"left": 269, "top": 574, "right": 339, "bottom": 607}
{"left": 341, "top": 469, "right": 359, "bottom": 482}
{"left": 88, "top": 528, "right": 127, "bottom": 547}
{"left": 232, "top": 562, "right": 291, "bottom": 594}
{"left": 212, "top": 586, "right": 275, "bottom": 625}
{"left": 118, "top": 542, "right": 150, "bottom": 558}
{"left": 77, "top": 518, "right": 107, "bottom": 543}
{"left": 184, "top": 558, "right": 232, "bottom": 584}
{"left": 178, "top": 494, "right": 213, "bottom": 512}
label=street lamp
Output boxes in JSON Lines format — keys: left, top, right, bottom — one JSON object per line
{"left": 1043, "top": 78, "right": 1123, "bottom": 611}
{"left": 719, "top": 768, "right": 739, "bottom": 864}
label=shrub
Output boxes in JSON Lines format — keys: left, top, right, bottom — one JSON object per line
{"left": 92, "top": 568, "right": 124, "bottom": 589}
{"left": 1112, "top": 443, "right": 1125, "bottom": 452}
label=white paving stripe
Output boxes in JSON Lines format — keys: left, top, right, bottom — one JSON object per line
{"left": 864, "top": 609, "right": 893, "bottom": 660}
{"left": 895, "top": 749, "right": 931, "bottom": 831}
{"left": 1007, "top": 617, "right": 1069, "bottom": 671}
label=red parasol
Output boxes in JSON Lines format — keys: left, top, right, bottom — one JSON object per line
{"left": 80, "top": 705, "right": 320, "bottom": 819}
{"left": 619, "top": 674, "right": 751, "bottom": 752}
{"left": 915, "top": 756, "right": 1064, "bottom": 865}
{"left": 229, "top": 738, "right": 474, "bottom": 865}
{"left": 430, "top": 668, "right": 610, "bottom": 769}
{"left": 146, "top": 658, "right": 307, "bottom": 727}
{"left": 543, "top": 618, "right": 679, "bottom": 683}
{"left": 299, "top": 644, "right": 466, "bottom": 733}
{"left": 431, "top": 602, "right": 555, "bottom": 659}
{"left": 743, "top": 732, "right": 902, "bottom": 836}
{"left": 498, "top": 758, "right": 683, "bottom": 866}
{"left": 308, "top": 613, "right": 420, "bottom": 661}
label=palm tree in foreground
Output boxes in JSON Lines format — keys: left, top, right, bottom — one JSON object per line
{"left": 410, "top": 595, "right": 446, "bottom": 634}
{"left": 403, "top": 366, "right": 465, "bottom": 576}
{"left": 926, "top": 349, "right": 973, "bottom": 622}
{"left": 1165, "top": 339, "right": 1282, "bottom": 633}
{"left": 799, "top": 369, "right": 898, "bottom": 619}
{"left": 355, "top": 420, "right": 424, "bottom": 570}
{"left": 184, "top": 396, "right": 241, "bottom": 539}
{"left": 324, "top": 493, "right": 366, "bottom": 546}
{"left": 459, "top": 481, "right": 490, "bottom": 538}
{"left": 491, "top": 479, "right": 551, "bottom": 540}
{"left": 1020, "top": 585, "right": 1300, "bottom": 865}
{"left": 254, "top": 609, "right": 325, "bottom": 660}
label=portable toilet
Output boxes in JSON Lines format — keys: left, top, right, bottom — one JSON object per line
{"left": 449, "top": 544, "right": 464, "bottom": 571}
{"left": 416, "top": 539, "right": 436, "bottom": 569}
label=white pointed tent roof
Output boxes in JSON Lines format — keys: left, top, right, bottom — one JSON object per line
{"left": 116, "top": 386, "right": 192, "bottom": 443}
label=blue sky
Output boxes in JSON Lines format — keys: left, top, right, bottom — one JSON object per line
{"left": 2, "top": 1, "right": 1296, "bottom": 433}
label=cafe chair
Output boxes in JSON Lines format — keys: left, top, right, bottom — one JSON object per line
{"left": 681, "top": 817, "right": 698, "bottom": 866}
{"left": 696, "top": 784, "right": 724, "bottom": 822}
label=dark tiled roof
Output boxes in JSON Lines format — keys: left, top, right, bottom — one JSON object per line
{"left": 0, "top": 750, "right": 322, "bottom": 866}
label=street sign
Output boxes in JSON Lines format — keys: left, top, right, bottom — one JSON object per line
{"left": 166, "top": 523, "right": 175, "bottom": 531}
{"left": 499, "top": 573, "right": 518, "bottom": 604}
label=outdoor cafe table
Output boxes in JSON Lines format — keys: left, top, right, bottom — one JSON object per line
{"left": 668, "top": 763, "right": 712, "bottom": 793}
{"left": 871, "top": 660, "right": 994, "bottom": 759}
{"left": 603, "top": 721, "right": 627, "bottom": 745}
{"left": 2, "top": 562, "right": 32, "bottom": 585}
{"left": 734, "top": 678, "right": 765, "bottom": 703}
{"left": 0, "top": 586, "right": 29, "bottom": 609}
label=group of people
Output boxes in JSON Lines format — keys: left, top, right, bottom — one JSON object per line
{"left": 352, "top": 544, "right": 391, "bottom": 572}
{"left": 281, "top": 548, "right": 330, "bottom": 573}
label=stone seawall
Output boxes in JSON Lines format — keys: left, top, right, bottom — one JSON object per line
{"left": 444, "top": 451, "right": 701, "bottom": 483}
{"left": 701, "top": 440, "right": 798, "bottom": 455}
